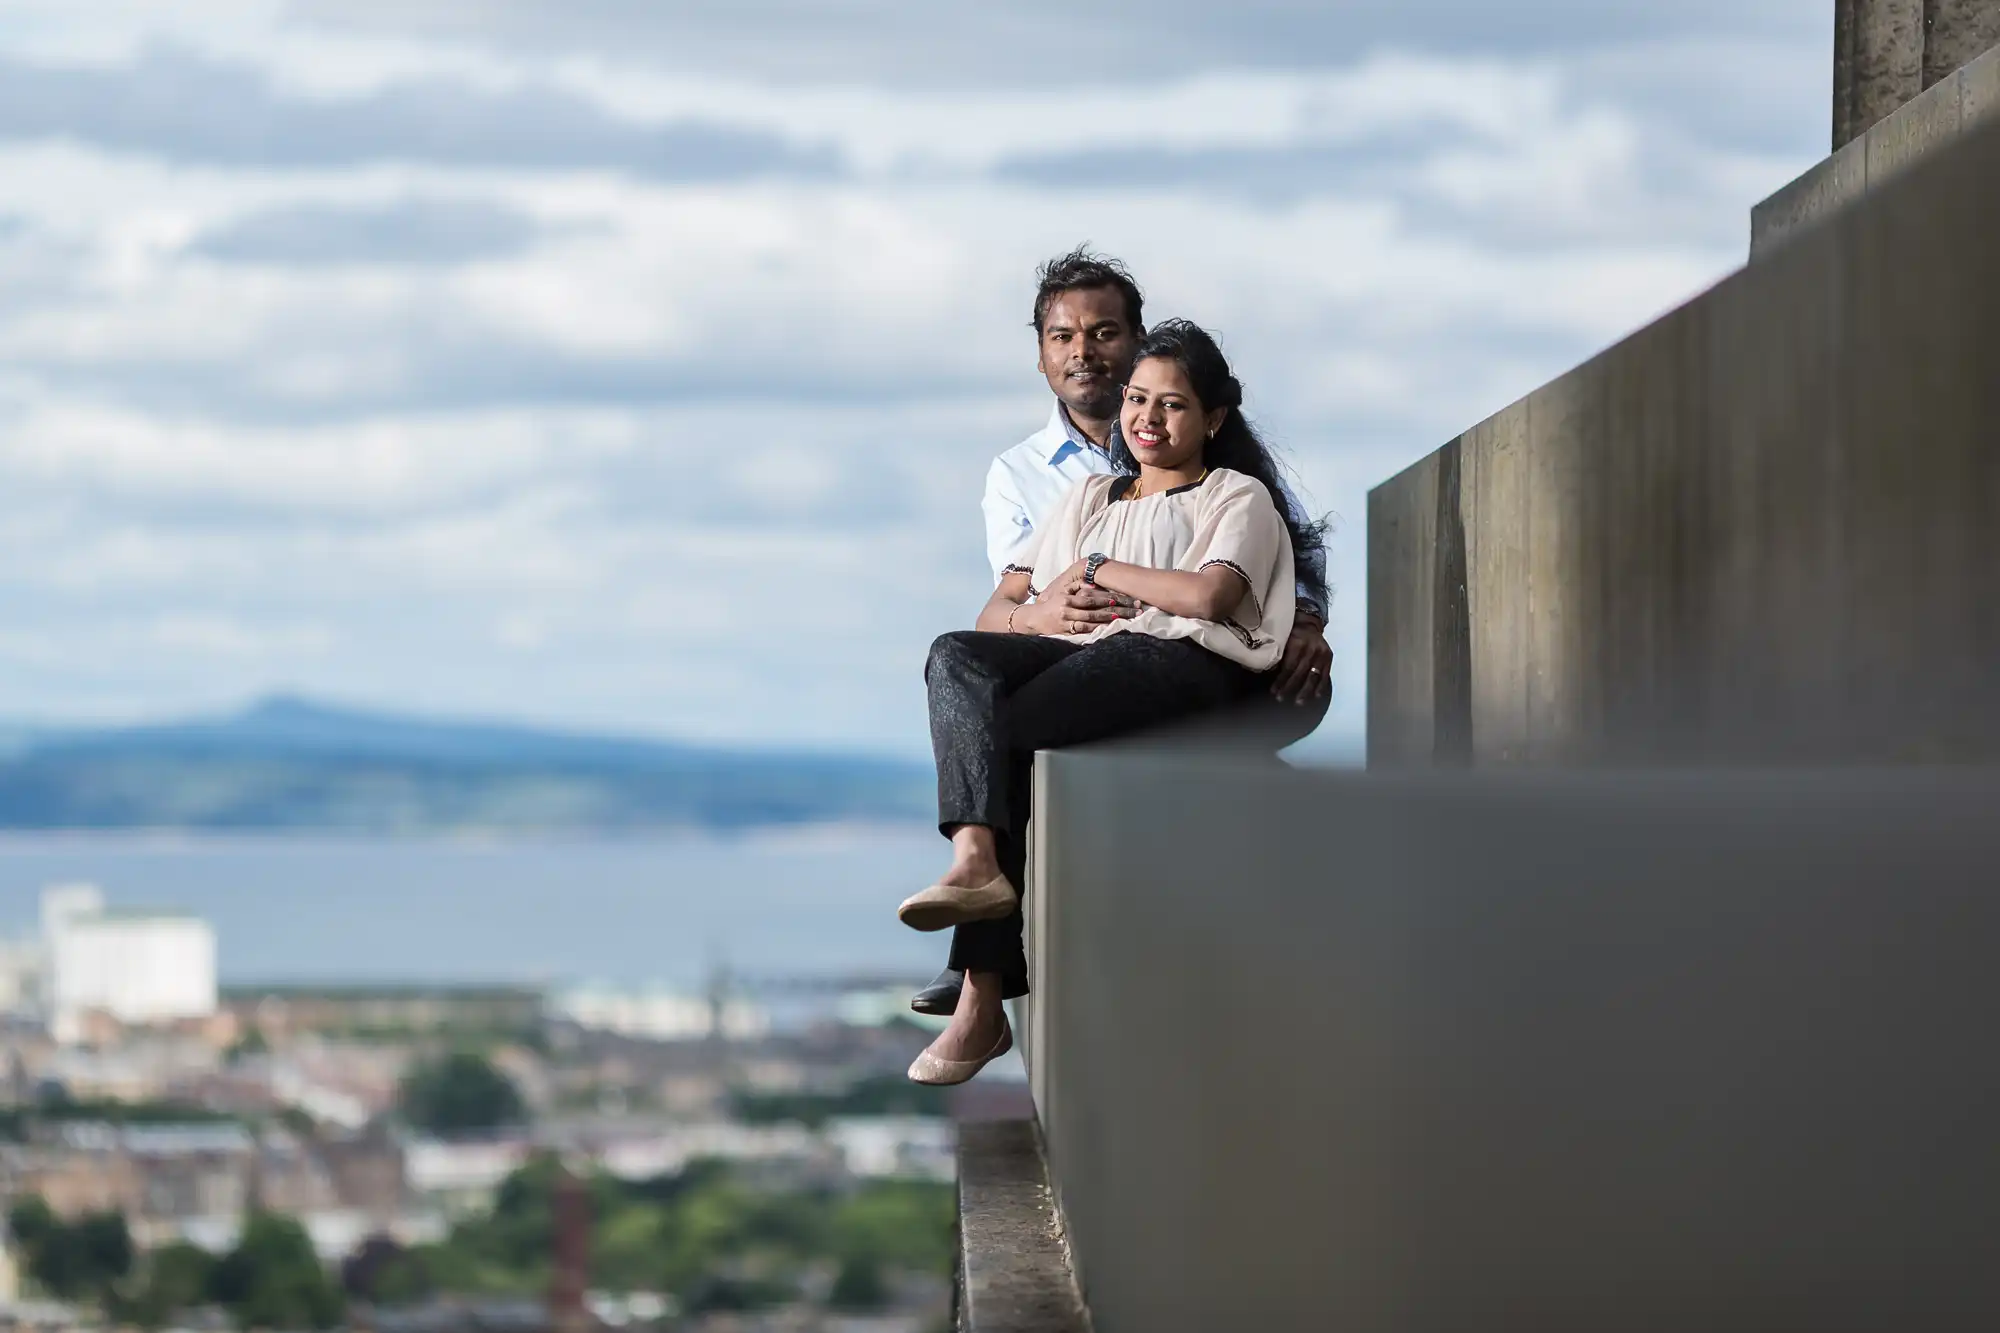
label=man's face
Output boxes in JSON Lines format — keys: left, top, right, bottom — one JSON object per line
{"left": 1036, "top": 287, "right": 1140, "bottom": 422}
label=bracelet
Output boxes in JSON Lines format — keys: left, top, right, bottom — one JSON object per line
{"left": 1006, "top": 604, "right": 1021, "bottom": 634}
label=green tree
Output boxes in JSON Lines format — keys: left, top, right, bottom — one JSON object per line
{"left": 368, "top": 1248, "right": 434, "bottom": 1307}
{"left": 7, "top": 1201, "right": 133, "bottom": 1304}
{"left": 6, "top": 1196, "right": 57, "bottom": 1255}
{"left": 828, "top": 1257, "right": 889, "bottom": 1311}
{"left": 119, "top": 1241, "right": 216, "bottom": 1329}
{"left": 830, "top": 1182, "right": 955, "bottom": 1275}
{"left": 397, "top": 1051, "right": 526, "bottom": 1137}
{"left": 209, "top": 1213, "right": 344, "bottom": 1330}
{"left": 386, "top": 1161, "right": 954, "bottom": 1315}
{"left": 341, "top": 1235, "right": 434, "bottom": 1308}
{"left": 71, "top": 1212, "right": 135, "bottom": 1294}
{"left": 589, "top": 1202, "right": 670, "bottom": 1294}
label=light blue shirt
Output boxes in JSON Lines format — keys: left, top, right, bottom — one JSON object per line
{"left": 982, "top": 403, "right": 1122, "bottom": 581}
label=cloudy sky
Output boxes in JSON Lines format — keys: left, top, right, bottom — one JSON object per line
{"left": 0, "top": 0, "right": 1830, "bottom": 759}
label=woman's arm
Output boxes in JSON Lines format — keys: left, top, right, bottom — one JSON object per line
{"left": 974, "top": 567, "right": 1094, "bottom": 634}
{"left": 1089, "top": 560, "right": 1249, "bottom": 623}
{"left": 975, "top": 571, "right": 1035, "bottom": 633}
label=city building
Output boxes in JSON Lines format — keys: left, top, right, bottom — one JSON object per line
{"left": 552, "top": 986, "right": 768, "bottom": 1043}
{"left": 37, "top": 885, "right": 217, "bottom": 1046}
{"left": 223, "top": 985, "right": 546, "bottom": 1042}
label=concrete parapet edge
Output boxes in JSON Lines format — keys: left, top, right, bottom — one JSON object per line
{"left": 955, "top": 1119, "right": 1091, "bottom": 1333}
{"left": 1376, "top": 109, "right": 2000, "bottom": 766}
{"left": 1753, "top": 40, "right": 2000, "bottom": 256}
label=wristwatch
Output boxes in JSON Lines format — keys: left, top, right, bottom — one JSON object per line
{"left": 1083, "top": 553, "right": 1109, "bottom": 586}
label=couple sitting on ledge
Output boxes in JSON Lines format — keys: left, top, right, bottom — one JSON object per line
{"left": 896, "top": 249, "right": 1333, "bottom": 1087}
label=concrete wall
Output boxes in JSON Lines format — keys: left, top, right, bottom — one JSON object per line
{"left": 1926, "top": 0, "right": 2000, "bottom": 90}
{"left": 1371, "top": 113, "right": 2000, "bottom": 768}
{"left": 1758, "top": 40, "right": 2000, "bottom": 256}
{"left": 1834, "top": 0, "right": 2000, "bottom": 148}
{"left": 1027, "top": 748, "right": 2000, "bottom": 1333}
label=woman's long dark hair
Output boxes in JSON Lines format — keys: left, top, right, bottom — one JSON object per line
{"left": 1112, "top": 319, "right": 1331, "bottom": 616}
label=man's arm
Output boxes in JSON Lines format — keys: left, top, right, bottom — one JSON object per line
{"left": 982, "top": 458, "right": 1037, "bottom": 583}
{"left": 1269, "top": 475, "right": 1333, "bottom": 702}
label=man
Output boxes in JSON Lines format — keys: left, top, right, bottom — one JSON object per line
{"left": 910, "top": 248, "right": 1332, "bottom": 1016}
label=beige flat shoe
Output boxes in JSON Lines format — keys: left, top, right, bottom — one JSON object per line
{"left": 908, "top": 1019, "right": 1014, "bottom": 1087}
{"left": 896, "top": 873, "right": 1018, "bottom": 932}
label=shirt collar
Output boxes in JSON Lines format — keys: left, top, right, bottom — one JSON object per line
{"left": 1044, "top": 400, "right": 1122, "bottom": 464}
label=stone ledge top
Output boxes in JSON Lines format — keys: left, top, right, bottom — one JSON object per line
{"left": 956, "top": 1118, "right": 1090, "bottom": 1333}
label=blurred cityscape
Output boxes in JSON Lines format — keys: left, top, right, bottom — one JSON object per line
{"left": 0, "top": 883, "right": 996, "bottom": 1333}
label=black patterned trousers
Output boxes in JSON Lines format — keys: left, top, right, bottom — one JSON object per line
{"left": 924, "top": 629, "right": 1261, "bottom": 987}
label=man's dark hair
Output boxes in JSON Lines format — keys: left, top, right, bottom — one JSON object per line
{"left": 1031, "top": 246, "right": 1144, "bottom": 335}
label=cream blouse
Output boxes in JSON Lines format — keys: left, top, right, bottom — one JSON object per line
{"left": 1011, "top": 468, "right": 1296, "bottom": 672}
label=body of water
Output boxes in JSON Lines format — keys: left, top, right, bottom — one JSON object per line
{"left": 0, "top": 828, "right": 948, "bottom": 990}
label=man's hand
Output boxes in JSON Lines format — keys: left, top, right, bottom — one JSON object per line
{"left": 1271, "top": 618, "right": 1332, "bottom": 704}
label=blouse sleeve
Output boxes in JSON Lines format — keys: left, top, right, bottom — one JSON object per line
{"left": 1026, "top": 478, "right": 1104, "bottom": 598}
{"left": 1180, "top": 473, "right": 1291, "bottom": 623}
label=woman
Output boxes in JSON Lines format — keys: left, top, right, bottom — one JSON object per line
{"left": 900, "top": 320, "right": 1329, "bottom": 1085}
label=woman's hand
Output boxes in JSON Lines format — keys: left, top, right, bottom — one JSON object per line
{"left": 1012, "top": 595, "right": 1088, "bottom": 636}
{"left": 1059, "top": 582, "right": 1139, "bottom": 628}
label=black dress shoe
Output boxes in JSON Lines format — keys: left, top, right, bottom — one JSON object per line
{"left": 910, "top": 967, "right": 1032, "bottom": 1015}
{"left": 910, "top": 968, "right": 962, "bottom": 1017}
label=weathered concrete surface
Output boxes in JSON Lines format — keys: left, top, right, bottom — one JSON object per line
{"left": 1750, "top": 134, "right": 1866, "bottom": 259}
{"left": 1364, "top": 451, "right": 1438, "bottom": 766}
{"left": 1865, "top": 49, "right": 1964, "bottom": 175}
{"left": 1834, "top": 0, "right": 1857, "bottom": 146}
{"left": 1834, "top": 0, "right": 2000, "bottom": 146}
{"left": 1460, "top": 401, "right": 1530, "bottom": 761}
{"left": 956, "top": 1119, "right": 1089, "bottom": 1333}
{"left": 1759, "top": 40, "right": 2000, "bottom": 254}
{"left": 1033, "top": 751, "right": 2000, "bottom": 1333}
{"left": 1849, "top": 0, "right": 1926, "bottom": 142}
{"left": 1964, "top": 35, "right": 2000, "bottom": 114}
{"left": 1377, "top": 113, "right": 2000, "bottom": 765}
{"left": 1926, "top": 0, "right": 2000, "bottom": 88}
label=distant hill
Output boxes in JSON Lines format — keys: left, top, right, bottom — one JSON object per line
{"left": 0, "top": 697, "right": 931, "bottom": 833}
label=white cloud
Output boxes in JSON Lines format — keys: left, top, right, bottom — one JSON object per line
{"left": 150, "top": 612, "right": 335, "bottom": 658}
{"left": 0, "top": 5, "right": 1832, "bottom": 760}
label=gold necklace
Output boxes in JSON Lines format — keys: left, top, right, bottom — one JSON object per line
{"left": 1127, "top": 467, "right": 1207, "bottom": 502}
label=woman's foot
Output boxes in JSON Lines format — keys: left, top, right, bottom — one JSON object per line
{"left": 897, "top": 874, "right": 1017, "bottom": 931}
{"left": 936, "top": 842, "right": 1002, "bottom": 890}
{"left": 927, "top": 998, "right": 1008, "bottom": 1063}
{"left": 898, "top": 825, "right": 1017, "bottom": 931}
{"left": 909, "top": 971, "right": 1013, "bottom": 1086}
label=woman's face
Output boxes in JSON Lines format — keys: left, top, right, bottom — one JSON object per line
{"left": 1121, "top": 356, "right": 1227, "bottom": 471}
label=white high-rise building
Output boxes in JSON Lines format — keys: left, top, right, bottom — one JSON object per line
{"left": 42, "top": 884, "right": 217, "bottom": 1044}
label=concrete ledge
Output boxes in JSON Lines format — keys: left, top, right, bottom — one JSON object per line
{"left": 1752, "top": 40, "right": 2000, "bottom": 256}
{"left": 1373, "top": 109, "right": 2000, "bottom": 766}
{"left": 956, "top": 1119, "right": 1089, "bottom": 1333}
{"left": 1033, "top": 755, "right": 2000, "bottom": 1332}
